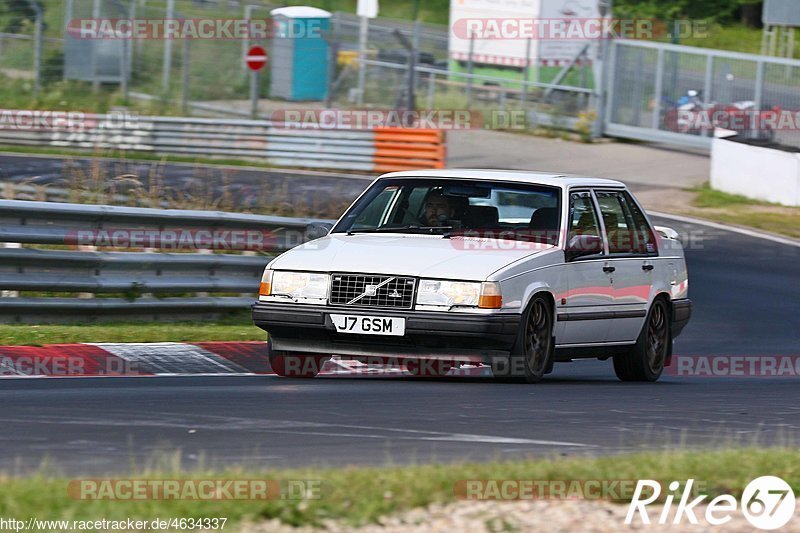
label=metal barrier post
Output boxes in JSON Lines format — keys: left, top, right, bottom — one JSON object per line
{"left": 356, "top": 14, "right": 368, "bottom": 105}
{"left": 466, "top": 32, "right": 474, "bottom": 108}
{"left": 250, "top": 66, "right": 261, "bottom": 119}
{"left": 651, "top": 47, "right": 665, "bottom": 130}
{"left": 522, "top": 38, "right": 531, "bottom": 106}
{"left": 162, "top": 0, "right": 175, "bottom": 95}
{"left": 703, "top": 55, "right": 714, "bottom": 137}
{"left": 427, "top": 71, "right": 436, "bottom": 109}
{"left": 182, "top": 38, "right": 191, "bottom": 115}
{"left": 31, "top": 2, "right": 43, "bottom": 96}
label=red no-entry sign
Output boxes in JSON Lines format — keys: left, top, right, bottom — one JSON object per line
{"left": 245, "top": 45, "right": 268, "bottom": 71}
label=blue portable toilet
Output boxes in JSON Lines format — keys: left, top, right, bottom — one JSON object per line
{"left": 269, "top": 6, "right": 331, "bottom": 101}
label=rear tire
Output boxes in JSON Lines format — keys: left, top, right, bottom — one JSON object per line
{"left": 267, "top": 340, "right": 328, "bottom": 378}
{"left": 613, "top": 298, "right": 670, "bottom": 382}
{"left": 491, "top": 295, "right": 554, "bottom": 384}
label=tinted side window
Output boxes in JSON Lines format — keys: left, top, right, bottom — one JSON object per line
{"left": 596, "top": 192, "right": 634, "bottom": 254}
{"left": 623, "top": 192, "right": 658, "bottom": 255}
{"left": 596, "top": 191, "right": 653, "bottom": 255}
{"left": 569, "top": 192, "right": 601, "bottom": 241}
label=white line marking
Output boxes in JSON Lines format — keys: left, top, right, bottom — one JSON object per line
{"left": 650, "top": 211, "right": 800, "bottom": 248}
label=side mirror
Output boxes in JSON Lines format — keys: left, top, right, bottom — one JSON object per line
{"left": 565, "top": 234, "right": 603, "bottom": 261}
{"left": 305, "top": 222, "right": 333, "bottom": 241}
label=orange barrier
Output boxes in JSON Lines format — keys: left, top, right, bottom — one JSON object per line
{"left": 373, "top": 127, "right": 447, "bottom": 173}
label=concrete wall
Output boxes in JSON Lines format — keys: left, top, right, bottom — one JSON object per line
{"left": 710, "top": 136, "right": 800, "bottom": 207}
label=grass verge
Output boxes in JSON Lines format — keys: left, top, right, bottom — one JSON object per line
{"left": 686, "top": 183, "right": 800, "bottom": 239}
{"left": 0, "top": 448, "right": 797, "bottom": 529}
{"left": 0, "top": 315, "right": 264, "bottom": 346}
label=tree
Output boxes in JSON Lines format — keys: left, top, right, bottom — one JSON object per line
{"left": 0, "top": 0, "right": 39, "bottom": 33}
{"left": 614, "top": 0, "right": 763, "bottom": 26}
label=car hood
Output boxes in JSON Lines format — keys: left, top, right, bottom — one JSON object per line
{"left": 269, "top": 233, "right": 554, "bottom": 280}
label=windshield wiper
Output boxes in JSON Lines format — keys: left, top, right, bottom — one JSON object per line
{"left": 346, "top": 225, "right": 453, "bottom": 235}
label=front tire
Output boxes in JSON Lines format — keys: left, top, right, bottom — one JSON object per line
{"left": 491, "top": 295, "right": 554, "bottom": 383}
{"left": 613, "top": 298, "right": 670, "bottom": 382}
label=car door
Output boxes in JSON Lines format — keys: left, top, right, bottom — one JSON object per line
{"left": 557, "top": 191, "right": 614, "bottom": 345}
{"left": 594, "top": 190, "right": 657, "bottom": 343}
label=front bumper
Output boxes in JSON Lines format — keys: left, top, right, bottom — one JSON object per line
{"left": 671, "top": 298, "right": 692, "bottom": 339}
{"left": 252, "top": 301, "right": 521, "bottom": 361}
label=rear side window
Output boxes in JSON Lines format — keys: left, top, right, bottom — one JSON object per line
{"left": 568, "top": 192, "right": 601, "bottom": 241}
{"left": 595, "top": 191, "right": 656, "bottom": 255}
{"left": 623, "top": 192, "right": 658, "bottom": 255}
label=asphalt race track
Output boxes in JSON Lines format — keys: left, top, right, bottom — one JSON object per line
{"left": 0, "top": 216, "right": 798, "bottom": 474}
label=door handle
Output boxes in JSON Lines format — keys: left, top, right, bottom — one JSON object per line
{"left": 642, "top": 264, "right": 654, "bottom": 271}
{"left": 603, "top": 266, "right": 616, "bottom": 273}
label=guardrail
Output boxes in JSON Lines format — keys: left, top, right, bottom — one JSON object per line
{"left": 0, "top": 111, "right": 446, "bottom": 173}
{"left": 0, "top": 199, "right": 332, "bottom": 322}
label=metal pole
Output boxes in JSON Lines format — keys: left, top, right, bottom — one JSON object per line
{"left": 651, "top": 48, "right": 665, "bottom": 130}
{"left": 65, "top": 0, "right": 74, "bottom": 30}
{"left": 702, "top": 55, "right": 713, "bottom": 137}
{"left": 753, "top": 60, "right": 764, "bottom": 132}
{"left": 250, "top": 69, "right": 261, "bottom": 118}
{"left": 92, "top": 0, "right": 100, "bottom": 92}
{"left": 64, "top": 0, "right": 73, "bottom": 81}
{"left": 242, "top": 4, "right": 254, "bottom": 75}
{"left": 127, "top": 0, "right": 135, "bottom": 87}
{"left": 32, "top": 3, "right": 43, "bottom": 96}
{"left": 407, "top": 41, "right": 417, "bottom": 116}
{"left": 603, "top": 38, "right": 617, "bottom": 134}
{"left": 181, "top": 38, "right": 190, "bottom": 115}
{"left": 593, "top": 0, "right": 612, "bottom": 139}
{"left": 162, "top": 0, "right": 175, "bottom": 95}
{"left": 325, "top": 40, "right": 339, "bottom": 108}
{"left": 522, "top": 38, "right": 531, "bottom": 105}
{"left": 356, "top": 15, "right": 368, "bottom": 105}
{"left": 427, "top": 71, "right": 436, "bottom": 109}
{"left": 466, "top": 32, "right": 474, "bottom": 108}
{"left": 121, "top": 27, "right": 129, "bottom": 102}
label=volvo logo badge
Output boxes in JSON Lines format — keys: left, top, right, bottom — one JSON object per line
{"left": 364, "top": 285, "right": 378, "bottom": 297}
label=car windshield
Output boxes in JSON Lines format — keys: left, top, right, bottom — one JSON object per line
{"left": 333, "top": 178, "right": 562, "bottom": 244}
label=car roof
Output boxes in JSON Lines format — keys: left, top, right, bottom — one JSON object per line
{"left": 379, "top": 169, "right": 626, "bottom": 189}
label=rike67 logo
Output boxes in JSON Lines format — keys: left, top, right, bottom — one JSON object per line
{"left": 626, "top": 476, "right": 796, "bottom": 530}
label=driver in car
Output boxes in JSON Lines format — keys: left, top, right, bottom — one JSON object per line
{"left": 421, "top": 190, "right": 457, "bottom": 226}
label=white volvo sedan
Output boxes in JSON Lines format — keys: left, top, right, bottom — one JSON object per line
{"left": 252, "top": 170, "right": 691, "bottom": 383}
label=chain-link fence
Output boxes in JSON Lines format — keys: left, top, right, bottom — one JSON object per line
{"left": 607, "top": 39, "right": 800, "bottom": 149}
{"left": 6, "top": 1, "right": 798, "bottom": 149}
{"left": 326, "top": 58, "right": 595, "bottom": 133}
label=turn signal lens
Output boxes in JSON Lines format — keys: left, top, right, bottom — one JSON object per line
{"left": 259, "top": 269, "right": 273, "bottom": 296}
{"left": 478, "top": 282, "right": 502, "bottom": 309}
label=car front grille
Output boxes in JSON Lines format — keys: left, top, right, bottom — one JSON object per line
{"left": 329, "top": 273, "right": 416, "bottom": 309}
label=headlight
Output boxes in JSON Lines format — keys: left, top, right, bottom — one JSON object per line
{"left": 416, "top": 280, "right": 502, "bottom": 309}
{"left": 261, "top": 270, "right": 329, "bottom": 301}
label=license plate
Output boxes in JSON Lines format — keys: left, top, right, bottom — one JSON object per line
{"left": 330, "top": 314, "right": 406, "bottom": 336}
